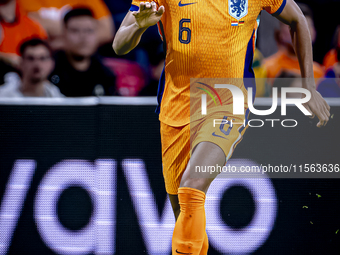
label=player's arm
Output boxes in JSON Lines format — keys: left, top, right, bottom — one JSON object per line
{"left": 112, "top": 2, "right": 164, "bottom": 55}
{"left": 275, "top": 0, "right": 330, "bottom": 127}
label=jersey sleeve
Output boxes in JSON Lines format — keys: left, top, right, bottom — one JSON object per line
{"left": 130, "top": 0, "right": 160, "bottom": 12}
{"left": 261, "top": 0, "right": 286, "bottom": 16}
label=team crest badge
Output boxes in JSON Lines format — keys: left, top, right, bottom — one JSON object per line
{"left": 229, "top": 0, "right": 248, "bottom": 20}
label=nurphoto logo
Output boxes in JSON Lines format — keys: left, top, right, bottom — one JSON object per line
{"left": 198, "top": 83, "right": 312, "bottom": 128}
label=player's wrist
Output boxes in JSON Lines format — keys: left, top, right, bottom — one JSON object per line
{"left": 134, "top": 21, "right": 151, "bottom": 30}
{"left": 302, "top": 78, "right": 317, "bottom": 91}
{"left": 133, "top": 21, "right": 149, "bottom": 32}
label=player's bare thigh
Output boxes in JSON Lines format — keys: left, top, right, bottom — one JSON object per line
{"left": 179, "top": 141, "right": 226, "bottom": 194}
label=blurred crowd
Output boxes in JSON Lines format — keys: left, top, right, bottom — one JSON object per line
{"left": 0, "top": 0, "right": 339, "bottom": 98}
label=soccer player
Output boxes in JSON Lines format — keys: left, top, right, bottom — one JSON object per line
{"left": 113, "top": 0, "right": 331, "bottom": 254}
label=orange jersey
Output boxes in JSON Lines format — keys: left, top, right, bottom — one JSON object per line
{"left": 131, "top": 0, "right": 286, "bottom": 126}
{"left": 18, "top": 0, "right": 110, "bottom": 20}
{"left": 0, "top": 3, "right": 47, "bottom": 55}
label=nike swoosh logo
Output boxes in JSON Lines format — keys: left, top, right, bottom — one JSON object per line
{"left": 212, "top": 132, "right": 227, "bottom": 139}
{"left": 178, "top": 1, "right": 197, "bottom": 7}
{"left": 176, "top": 249, "right": 193, "bottom": 255}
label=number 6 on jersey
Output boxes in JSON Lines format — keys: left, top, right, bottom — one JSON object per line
{"left": 179, "top": 19, "right": 191, "bottom": 44}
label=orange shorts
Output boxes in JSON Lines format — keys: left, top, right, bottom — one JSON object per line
{"left": 161, "top": 111, "right": 248, "bottom": 195}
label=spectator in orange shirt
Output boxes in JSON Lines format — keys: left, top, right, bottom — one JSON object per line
{"left": 18, "top": 0, "right": 114, "bottom": 50}
{"left": 323, "top": 26, "right": 340, "bottom": 71}
{"left": 263, "top": 3, "right": 324, "bottom": 87}
{"left": 0, "top": 0, "right": 47, "bottom": 68}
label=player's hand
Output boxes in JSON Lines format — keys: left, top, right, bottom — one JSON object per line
{"left": 132, "top": 2, "right": 165, "bottom": 29}
{"left": 304, "top": 89, "right": 330, "bottom": 128}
